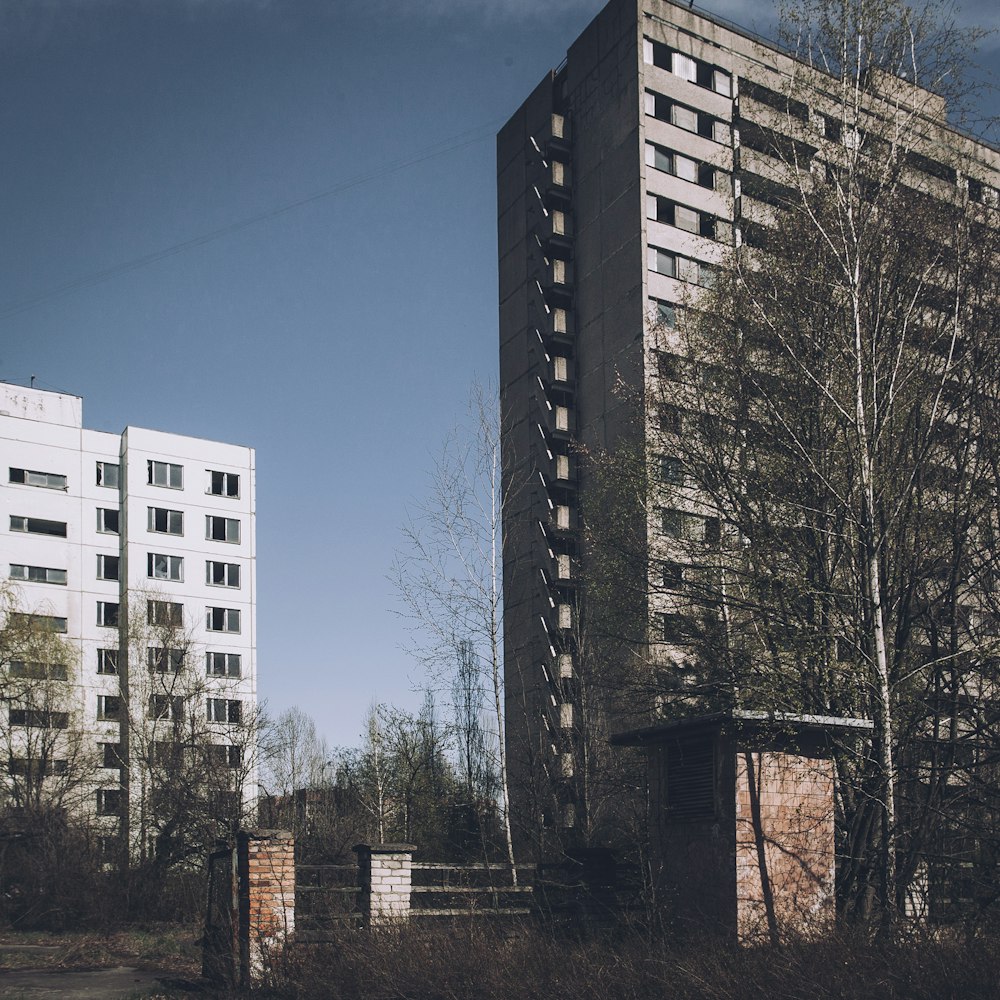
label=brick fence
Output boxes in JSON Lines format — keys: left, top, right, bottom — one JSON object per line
{"left": 204, "top": 829, "right": 295, "bottom": 989}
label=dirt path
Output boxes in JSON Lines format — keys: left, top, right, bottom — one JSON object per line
{"left": 0, "top": 964, "right": 180, "bottom": 997}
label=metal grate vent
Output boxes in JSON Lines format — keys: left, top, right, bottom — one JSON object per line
{"left": 666, "top": 737, "right": 716, "bottom": 820}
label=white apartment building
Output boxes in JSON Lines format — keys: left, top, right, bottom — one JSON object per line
{"left": 0, "top": 383, "right": 256, "bottom": 853}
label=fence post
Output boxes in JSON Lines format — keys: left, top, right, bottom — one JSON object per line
{"left": 202, "top": 843, "right": 238, "bottom": 989}
{"left": 354, "top": 843, "right": 415, "bottom": 926}
{"left": 237, "top": 829, "right": 296, "bottom": 987}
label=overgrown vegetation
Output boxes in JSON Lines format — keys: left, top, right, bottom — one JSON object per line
{"left": 264, "top": 924, "right": 1000, "bottom": 1000}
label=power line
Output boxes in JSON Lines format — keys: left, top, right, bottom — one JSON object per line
{"left": 0, "top": 118, "right": 504, "bottom": 321}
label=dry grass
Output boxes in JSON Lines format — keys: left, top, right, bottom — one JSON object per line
{"left": 264, "top": 922, "right": 1000, "bottom": 1000}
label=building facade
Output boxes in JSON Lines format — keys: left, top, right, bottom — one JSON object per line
{"left": 0, "top": 383, "right": 256, "bottom": 856}
{"left": 498, "top": 0, "right": 1000, "bottom": 847}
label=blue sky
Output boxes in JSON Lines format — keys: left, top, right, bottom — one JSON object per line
{"left": 1, "top": 0, "right": 997, "bottom": 750}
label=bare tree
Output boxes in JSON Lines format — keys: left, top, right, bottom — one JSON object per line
{"left": 393, "top": 382, "right": 517, "bottom": 874}
{"left": 119, "top": 588, "right": 258, "bottom": 874}
{"left": 0, "top": 582, "right": 97, "bottom": 817}
{"left": 261, "top": 707, "right": 330, "bottom": 800}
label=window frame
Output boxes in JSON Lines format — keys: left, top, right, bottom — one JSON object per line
{"left": 206, "top": 651, "right": 242, "bottom": 678}
{"left": 208, "top": 470, "right": 241, "bottom": 498}
{"left": 97, "top": 648, "right": 119, "bottom": 675}
{"left": 96, "top": 462, "right": 120, "bottom": 489}
{"left": 148, "top": 460, "right": 183, "bottom": 490}
{"left": 96, "top": 508, "right": 120, "bottom": 534}
{"left": 206, "top": 560, "right": 241, "bottom": 588}
{"left": 9, "top": 564, "right": 67, "bottom": 586}
{"left": 96, "top": 553, "right": 120, "bottom": 582}
{"left": 207, "top": 698, "right": 242, "bottom": 724}
{"left": 206, "top": 515, "right": 241, "bottom": 544}
{"left": 9, "top": 467, "right": 67, "bottom": 491}
{"left": 97, "top": 601, "right": 120, "bottom": 628}
{"left": 147, "top": 646, "right": 186, "bottom": 673}
{"left": 10, "top": 515, "right": 67, "bottom": 537}
{"left": 147, "top": 552, "right": 184, "bottom": 582}
{"left": 206, "top": 606, "right": 241, "bottom": 633}
{"left": 148, "top": 506, "right": 184, "bottom": 535}
{"left": 147, "top": 600, "right": 183, "bottom": 628}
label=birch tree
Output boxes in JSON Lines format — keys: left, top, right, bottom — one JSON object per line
{"left": 393, "top": 382, "right": 516, "bottom": 875}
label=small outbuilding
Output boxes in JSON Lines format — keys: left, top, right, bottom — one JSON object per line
{"left": 611, "top": 711, "right": 872, "bottom": 943}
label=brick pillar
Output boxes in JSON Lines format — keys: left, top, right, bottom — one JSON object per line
{"left": 354, "top": 843, "right": 415, "bottom": 925}
{"left": 238, "top": 829, "right": 295, "bottom": 985}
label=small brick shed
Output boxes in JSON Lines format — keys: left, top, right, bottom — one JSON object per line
{"left": 612, "top": 711, "right": 872, "bottom": 943}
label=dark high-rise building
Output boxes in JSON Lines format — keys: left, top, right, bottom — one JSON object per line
{"left": 497, "top": 0, "right": 1000, "bottom": 846}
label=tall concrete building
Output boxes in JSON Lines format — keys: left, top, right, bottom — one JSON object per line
{"left": 0, "top": 383, "right": 256, "bottom": 855}
{"left": 498, "top": 0, "right": 1000, "bottom": 843}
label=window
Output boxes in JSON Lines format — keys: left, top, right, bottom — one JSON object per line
{"left": 738, "top": 120, "right": 816, "bottom": 164}
{"left": 150, "top": 695, "right": 184, "bottom": 721}
{"left": 661, "top": 612, "right": 693, "bottom": 643}
{"left": 650, "top": 299, "right": 677, "bottom": 330}
{"left": 10, "top": 612, "right": 67, "bottom": 634}
{"left": 97, "top": 508, "right": 120, "bottom": 534}
{"left": 905, "top": 150, "right": 957, "bottom": 184}
{"left": 646, "top": 196, "right": 718, "bottom": 238}
{"left": 10, "top": 661, "right": 68, "bottom": 680}
{"left": 739, "top": 78, "right": 809, "bottom": 121}
{"left": 658, "top": 405, "right": 683, "bottom": 434}
{"left": 969, "top": 177, "right": 1000, "bottom": 208}
{"left": 9, "top": 564, "right": 67, "bottom": 585}
{"left": 207, "top": 652, "right": 241, "bottom": 677}
{"left": 10, "top": 709, "right": 68, "bottom": 728}
{"left": 97, "top": 601, "right": 119, "bottom": 627}
{"left": 656, "top": 351, "right": 685, "bottom": 383}
{"left": 10, "top": 757, "right": 67, "bottom": 777}
{"left": 147, "top": 600, "right": 183, "bottom": 627}
{"left": 209, "top": 744, "right": 244, "bottom": 768}
{"left": 148, "top": 646, "right": 186, "bottom": 673}
{"left": 741, "top": 172, "right": 797, "bottom": 209}
{"left": 154, "top": 740, "right": 183, "bottom": 767}
{"left": 10, "top": 516, "right": 67, "bottom": 537}
{"left": 661, "top": 509, "right": 718, "bottom": 542}
{"left": 147, "top": 552, "right": 184, "bottom": 582}
{"left": 96, "top": 789, "right": 122, "bottom": 815}
{"left": 9, "top": 467, "right": 67, "bottom": 490}
{"left": 148, "top": 507, "right": 183, "bottom": 535}
{"left": 96, "top": 462, "right": 119, "bottom": 488}
{"left": 207, "top": 561, "right": 240, "bottom": 588}
{"left": 101, "top": 743, "right": 124, "bottom": 769}
{"left": 148, "top": 460, "right": 183, "bottom": 489}
{"left": 97, "top": 554, "right": 120, "bottom": 581}
{"left": 206, "top": 516, "right": 240, "bottom": 544}
{"left": 644, "top": 38, "right": 731, "bottom": 95}
{"left": 644, "top": 91, "right": 728, "bottom": 143}
{"left": 645, "top": 142, "right": 716, "bottom": 188}
{"left": 207, "top": 698, "right": 242, "bottom": 724}
{"left": 660, "top": 456, "right": 684, "bottom": 485}
{"left": 207, "top": 607, "right": 240, "bottom": 633}
{"left": 97, "top": 649, "right": 118, "bottom": 675}
{"left": 663, "top": 562, "right": 685, "bottom": 590}
{"left": 209, "top": 470, "right": 240, "bottom": 498}
{"left": 649, "top": 247, "right": 676, "bottom": 278}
